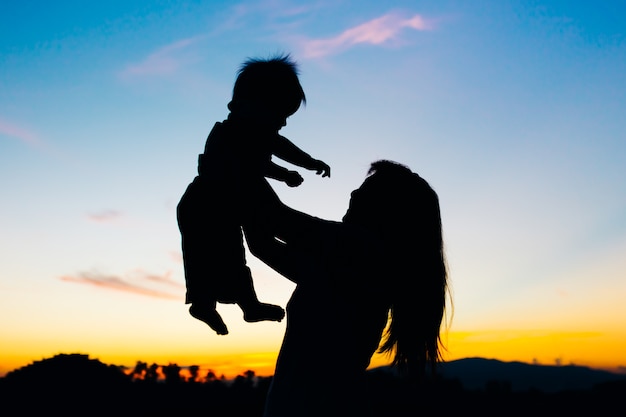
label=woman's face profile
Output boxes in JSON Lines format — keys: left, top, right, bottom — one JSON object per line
{"left": 343, "top": 175, "right": 385, "bottom": 225}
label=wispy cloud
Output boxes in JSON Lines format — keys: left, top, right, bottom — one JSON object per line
{"left": 169, "top": 251, "right": 183, "bottom": 264}
{"left": 60, "top": 269, "right": 183, "bottom": 300}
{"left": 299, "top": 11, "right": 434, "bottom": 58}
{"left": 218, "top": 0, "right": 324, "bottom": 31}
{"left": 87, "top": 210, "right": 123, "bottom": 223}
{"left": 119, "top": 35, "right": 207, "bottom": 78}
{"left": 142, "top": 270, "right": 183, "bottom": 288}
{"left": 0, "top": 117, "right": 73, "bottom": 163}
{"left": 0, "top": 117, "right": 45, "bottom": 148}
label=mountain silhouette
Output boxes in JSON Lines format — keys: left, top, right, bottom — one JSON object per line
{"left": 1, "top": 353, "right": 132, "bottom": 415}
{"left": 438, "top": 357, "right": 626, "bottom": 392}
{"left": 371, "top": 357, "right": 626, "bottom": 392}
{"left": 2, "top": 353, "right": 129, "bottom": 385}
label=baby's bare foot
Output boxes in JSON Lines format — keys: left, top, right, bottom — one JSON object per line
{"left": 189, "top": 304, "right": 228, "bottom": 335}
{"left": 243, "top": 303, "right": 285, "bottom": 323}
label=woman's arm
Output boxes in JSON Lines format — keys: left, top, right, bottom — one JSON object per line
{"left": 243, "top": 227, "right": 299, "bottom": 282}
{"left": 242, "top": 183, "right": 339, "bottom": 284}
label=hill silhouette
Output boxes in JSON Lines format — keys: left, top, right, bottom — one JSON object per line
{"left": 0, "top": 353, "right": 268, "bottom": 416}
{"left": 1, "top": 354, "right": 133, "bottom": 416}
{"left": 1, "top": 353, "right": 625, "bottom": 416}
{"left": 436, "top": 357, "right": 625, "bottom": 392}
{"left": 2, "top": 353, "right": 130, "bottom": 385}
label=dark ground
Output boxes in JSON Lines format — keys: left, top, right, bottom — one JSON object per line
{"left": 1, "top": 354, "right": 624, "bottom": 417}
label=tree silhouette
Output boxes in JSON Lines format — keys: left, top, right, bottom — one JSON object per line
{"left": 163, "top": 363, "right": 182, "bottom": 384}
{"left": 145, "top": 363, "right": 159, "bottom": 383}
{"left": 205, "top": 369, "right": 217, "bottom": 383}
{"left": 188, "top": 365, "right": 200, "bottom": 383}
{"left": 232, "top": 369, "right": 256, "bottom": 389}
{"left": 130, "top": 361, "right": 148, "bottom": 381}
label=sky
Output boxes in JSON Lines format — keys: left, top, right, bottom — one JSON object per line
{"left": 1, "top": 0, "right": 626, "bottom": 378}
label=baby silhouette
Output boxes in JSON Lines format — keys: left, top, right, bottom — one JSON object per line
{"left": 177, "top": 54, "right": 330, "bottom": 334}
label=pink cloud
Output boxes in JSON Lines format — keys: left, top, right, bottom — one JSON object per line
{"left": 300, "top": 12, "right": 434, "bottom": 58}
{"left": 60, "top": 269, "right": 183, "bottom": 300}
{"left": 0, "top": 117, "right": 71, "bottom": 162}
{"left": 169, "top": 251, "right": 183, "bottom": 264}
{"left": 87, "top": 210, "right": 123, "bottom": 223}
{"left": 119, "top": 35, "right": 206, "bottom": 78}
{"left": 142, "top": 270, "right": 182, "bottom": 288}
{"left": 0, "top": 118, "right": 43, "bottom": 147}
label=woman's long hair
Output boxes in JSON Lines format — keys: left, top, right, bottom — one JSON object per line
{"left": 363, "top": 160, "right": 451, "bottom": 379}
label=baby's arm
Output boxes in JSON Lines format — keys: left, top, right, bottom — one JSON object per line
{"left": 272, "top": 134, "right": 331, "bottom": 178}
{"left": 265, "top": 161, "right": 303, "bottom": 187}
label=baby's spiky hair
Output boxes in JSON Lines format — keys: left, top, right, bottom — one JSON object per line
{"left": 228, "top": 53, "right": 306, "bottom": 114}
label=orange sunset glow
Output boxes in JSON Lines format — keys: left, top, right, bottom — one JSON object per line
{"left": 2, "top": 0, "right": 626, "bottom": 392}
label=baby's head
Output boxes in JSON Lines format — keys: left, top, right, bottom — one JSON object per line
{"left": 228, "top": 53, "right": 306, "bottom": 130}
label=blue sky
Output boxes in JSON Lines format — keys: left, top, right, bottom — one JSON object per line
{"left": 1, "top": 0, "right": 626, "bottom": 375}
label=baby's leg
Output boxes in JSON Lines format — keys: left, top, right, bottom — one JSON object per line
{"left": 178, "top": 179, "right": 230, "bottom": 335}
{"left": 235, "top": 267, "right": 285, "bottom": 323}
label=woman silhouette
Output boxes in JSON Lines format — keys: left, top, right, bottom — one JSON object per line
{"left": 245, "top": 159, "right": 451, "bottom": 417}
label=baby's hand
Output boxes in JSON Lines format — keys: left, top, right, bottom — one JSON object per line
{"left": 285, "top": 171, "right": 304, "bottom": 187}
{"left": 312, "top": 160, "right": 331, "bottom": 178}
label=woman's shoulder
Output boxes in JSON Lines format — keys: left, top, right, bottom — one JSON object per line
{"left": 337, "top": 223, "right": 385, "bottom": 252}
{"left": 330, "top": 224, "right": 388, "bottom": 283}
